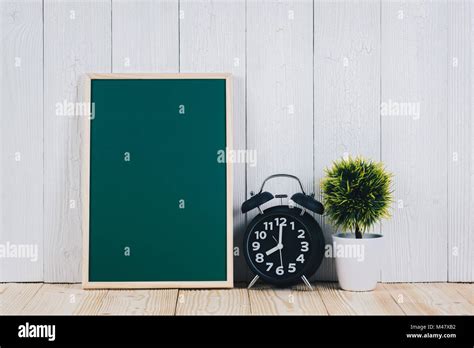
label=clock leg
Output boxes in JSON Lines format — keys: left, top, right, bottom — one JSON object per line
{"left": 301, "top": 275, "right": 313, "bottom": 291}
{"left": 247, "top": 275, "right": 260, "bottom": 289}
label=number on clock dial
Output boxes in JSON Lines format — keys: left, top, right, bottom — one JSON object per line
{"left": 248, "top": 216, "right": 311, "bottom": 277}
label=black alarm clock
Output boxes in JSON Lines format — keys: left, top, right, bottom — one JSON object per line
{"left": 241, "top": 174, "right": 325, "bottom": 288}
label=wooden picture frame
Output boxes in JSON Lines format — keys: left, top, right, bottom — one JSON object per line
{"left": 82, "top": 73, "right": 233, "bottom": 289}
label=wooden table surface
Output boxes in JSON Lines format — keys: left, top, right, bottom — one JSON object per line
{"left": 1, "top": 282, "right": 472, "bottom": 315}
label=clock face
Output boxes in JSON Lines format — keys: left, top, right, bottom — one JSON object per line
{"left": 245, "top": 209, "right": 314, "bottom": 285}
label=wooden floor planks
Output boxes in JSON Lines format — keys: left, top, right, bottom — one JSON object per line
{"left": 20, "top": 284, "right": 97, "bottom": 315}
{"left": 97, "top": 289, "right": 178, "bottom": 315}
{"left": 249, "top": 284, "right": 327, "bottom": 315}
{"left": 383, "top": 283, "right": 473, "bottom": 315}
{"left": 176, "top": 289, "right": 250, "bottom": 315}
{"left": 1, "top": 283, "right": 471, "bottom": 315}
{"left": 318, "top": 283, "right": 404, "bottom": 315}
{"left": 0, "top": 283, "right": 43, "bottom": 314}
{"left": 454, "top": 283, "right": 474, "bottom": 304}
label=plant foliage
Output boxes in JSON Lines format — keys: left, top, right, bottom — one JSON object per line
{"left": 320, "top": 156, "right": 393, "bottom": 238}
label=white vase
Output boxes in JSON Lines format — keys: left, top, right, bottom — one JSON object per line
{"left": 332, "top": 233, "right": 384, "bottom": 291}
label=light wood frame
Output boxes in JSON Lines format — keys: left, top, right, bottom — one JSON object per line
{"left": 82, "top": 73, "right": 233, "bottom": 289}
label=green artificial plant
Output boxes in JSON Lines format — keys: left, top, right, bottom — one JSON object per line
{"left": 320, "top": 156, "right": 393, "bottom": 239}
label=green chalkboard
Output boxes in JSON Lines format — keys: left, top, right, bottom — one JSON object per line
{"left": 82, "top": 74, "right": 233, "bottom": 289}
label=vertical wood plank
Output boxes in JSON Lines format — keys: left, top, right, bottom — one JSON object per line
{"left": 0, "top": 0, "right": 43, "bottom": 281}
{"left": 247, "top": 0, "right": 313, "bottom": 280}
{"left": 180, "top": 0, "right": 246, "bottom": 281}
{"left": 112, "top": 0, "right": 178, "bottom": 73}
{"left": 448, "top": 0, "right": 473, "bottom": 282}
{"left": 44, "top": 0, "right": 111, "bottom": 281}
{"left": 472, "top": 3, "right": 474, "bottom": 282}
{"left": 313, "top": 0, "right": 380, "bottom": 281}
{"left": 381, "top": 1, "right": 448, "bottom": 282}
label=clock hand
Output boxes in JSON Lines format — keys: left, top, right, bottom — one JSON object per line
{"left": 278, "top": 224, "right": 283, "bottom": 245}
{"left": 267, "top": 233, "right": 284, "bottom": 255}
{"left": 277, "top": 224, "right": 284, "bottom": 267}
{"left": 265, "top": 244, "right": 281, "bottom": 256}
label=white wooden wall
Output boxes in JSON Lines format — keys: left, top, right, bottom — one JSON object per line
{"left": 0, "top": 0, "right": 43, "bottom": 281}
{"left": 0, "top": 0, "right": 472, "bottom": 283}
{"left": 314, "top": 0, "right": 381, "bottom": 281}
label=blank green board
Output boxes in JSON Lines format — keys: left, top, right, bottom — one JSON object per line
{"left": 83, "top": 74, "right": 232, "bottom": 288}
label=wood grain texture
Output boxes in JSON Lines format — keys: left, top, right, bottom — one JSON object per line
{"left": 176, "top": 289, "right": 250, "bottom": 315}
{"left": 448, "top": 0, "right": 473, "bottom": 282}
{"left": 20, "top": 284, "right": 94, "bottom": 315}
{"left": 96, "top": 289, "right": 178, "bottom": 315}
{"left": 0, "top": 0, "right": 472, "bottom": 283}
{"left": 471, "top": 1, "right": 474, "bottom": 285}
{"left": 180, "top": 0, "right": 247, "bottom": 281}
{"left": 313, "top": 0, "right": 381, "bottom": 281}
{"left": 381, "top": 0, "right": 448, "bottom": 282}
{"left": 318, "top": 282, "right": 404, "bottom": 315}
{"left": 3, "top": 283, "right": 472, "bottom": 315}
{"left": 246, "top": 0, "right": 314, "bottom": 281}
{"left": 383, "top": 283, "right": 473, "bottom": 315}
{"left": 454, "top": 283, "right": 473, "bottom": 304}
{"left": 112, "top": 0, "right": 178, "bottom": 72}
{"left": 0, "top": 283, "right": 42, "bottom": 314}
{"left": 72, "top": 287, "right": 108, "bottom": 315}
{"left": 249, "top": 284, "right": 327, "bottom": 315}
{"left": 0, "top": 0, "right": 43, "bottom": 281}
{"left": 43, "top": 0, "right": 111, "bottom": 282}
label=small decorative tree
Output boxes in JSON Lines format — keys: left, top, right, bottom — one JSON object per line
{"left": 320, "top": 156, "right": 393, "bottom": 239}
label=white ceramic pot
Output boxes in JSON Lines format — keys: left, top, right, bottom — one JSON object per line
{"left": 332, "top": 233, "right": 384, "bottom": 291}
